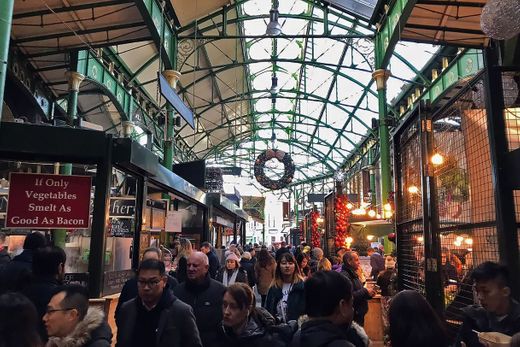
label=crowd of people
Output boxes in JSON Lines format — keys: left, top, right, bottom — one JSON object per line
{"left": 0, "top": 231, "right": 520, "bottom": 347}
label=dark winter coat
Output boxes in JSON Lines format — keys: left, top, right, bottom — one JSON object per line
{"left": 0, "top": 247, "right": 10, "bottom": 265}
{"left": 369, "top": 253, "right": 385, "bottom": 280}
{"left": 174, "top": 256, "right": 188, "bottom": 283}
{"left": 265, "top": 281, "right": 306, "bottom": 323}
{"left": 116, "top": 289, "right": 201, "bottom": 347}
{"left": 216, "top": 266, "right": 248, "bottom": 286}
{"left": 173, "top": 274, "right": 227, "bottom": 347}
{"left": 22, "top": 276, "right": 61, "bottom": 341}
{"left": 291, "top": 320, "right": 355, "bottom": 347}
{"left": 0, "top": 249, "right": 34, "bottom": 293}
{"left": 114, "top": 274, "right": 178, "bottom": 325}
{"left": 217, "top": 307, "right": 296, "bottom": 347}
{"left": 207, "top": 250, "right": 220, "bottom": 279}
{"left": 46, "top": 307, "right": 112, "bottom": 347}
{"left": 240, "top": 258, "right": 256, "bottom": 287}
{"left": 455, "top": 300, "right": 520, "bottom": 347}
{"left": 340, "top": 266, "right": 371, "bottom": 326}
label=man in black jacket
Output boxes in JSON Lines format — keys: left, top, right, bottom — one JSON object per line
{"left": 117, "top": 259, "right": 201, "bottom": 347}
{"left": 173, "top": 251, "right": 226, "bottom": 347}
{"left": 201, "top": 242, "right": 220, "bottom": 279}
{"left": 23, "top": 246, "right": 66, "bottom": 341}
{"left": 0, "top": 231, "right": 47, "bottom": 293}
{"left": 456, "top": 262, "right": 520, "bottom": 347}
{"left": 44, "top": 285, "right": 112, "bottom": 347}
{"left": 340, "top": 251, "right": 375, "bottom": 326}
{"left": 115, "top": 247, "right": 178, "bottom": 325}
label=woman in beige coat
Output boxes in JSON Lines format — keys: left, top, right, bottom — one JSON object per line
{"left": 254, "top": 249, "right": 276, "bottom": 307}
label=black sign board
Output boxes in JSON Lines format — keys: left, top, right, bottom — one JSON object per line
{"left": 220, "top": 167, "right": 242, "bottom": 176}
{"left": 109, "top": 198, "right": 136, "bottom": 218}
{"left": 158, "top": 73, "right": 195, "bottom": 129}
{"left": 308, "top": 193, "right": 326, "bottom": 203}
{"left": 109, "top": 218, "right": 133, "bottom": 237}
{"left": 63, "top": 272, "right": 89, "bottom": 287}
{"left": 147, "top": 199, "right": 167, "bottom": 210}
{"left": 103, "top": 269, "right": 134, "bottom": 296}
{"left": 321, "top": 0, "right": 379, "bottom": 21}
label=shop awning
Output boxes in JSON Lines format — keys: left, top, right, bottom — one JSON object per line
{"left": 350, "top": 220, "right": 394, "bottom": 237}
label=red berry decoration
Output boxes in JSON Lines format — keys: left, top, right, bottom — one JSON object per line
{"left": 310, "top": 211, "right": 321, "bottom": 248}
{"left": 334, "top": 194, "right": 350, "bottom": 249}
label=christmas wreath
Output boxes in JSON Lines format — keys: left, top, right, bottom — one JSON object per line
{"left": 254, "top": 149, "right": 295, "bottom": 190}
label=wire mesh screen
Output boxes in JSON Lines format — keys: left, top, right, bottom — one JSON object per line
{"left": 502, "top": 71, "right": 520, "bottom": 151}
{"left": 431, "top": 76, "right": 502, "bottom": 336}
{"left": 398, "top": 222, "right": 425, "bottom": 294}
{"left": 397, "top": 123, "right": 422, "bottom": 222}
{"left": 395, "top": 120, "right": 425, "bottom": 293}
{"left": 433, "top": 79, "right": 496, "bottom": 227}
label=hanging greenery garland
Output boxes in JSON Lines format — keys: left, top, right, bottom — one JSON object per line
{"left": 254, "top": 149, "right": 295, "bottom": 190}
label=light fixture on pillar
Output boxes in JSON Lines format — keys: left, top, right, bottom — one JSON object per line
{"left": 266, "top": 0, "right": 282, "bottom": 36}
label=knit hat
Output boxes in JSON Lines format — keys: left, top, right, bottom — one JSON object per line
{"left": 226, "top": 252, "right": 240, "bottom": 263}
{"left": 241, "top": 251, "right": 252, "bottom": 260}
{"left": 385, "top": 256, "right": 396, "bottom": 269}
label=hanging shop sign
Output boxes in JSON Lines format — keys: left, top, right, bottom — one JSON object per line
{"left": 6, "top": 173, "right": 91, "bottom": 229}
{"left": 109, "top": 198, "right": 136, "bottom": 218}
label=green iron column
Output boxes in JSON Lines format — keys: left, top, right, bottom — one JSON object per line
{"left": 53, "top": 71, "right": 85, "bottom": 247}
{"left": 0, "top": 0, "right": 15, "bottom": 122}
{"left": 161, "top": 70, "right": 181, "bottom": 170}
{"left": 372, "top": 69, "right": 392, "bottom": 209}
{"left": 66, "top": 71, "right": 85, "bottom": 125}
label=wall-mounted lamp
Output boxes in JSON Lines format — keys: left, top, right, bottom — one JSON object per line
{"left": 431, "top": 153, "right": 445, "bottom": 166}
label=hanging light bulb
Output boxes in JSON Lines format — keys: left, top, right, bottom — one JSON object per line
{"left": 266, "top": 1, "right": 282, "bottom": 36}
{"left": 346, "top": 202, "right": 354, "bottom": 210}
{"left": 431, "top": 153, "right": 444, "bottom": 166}
{"left": 408, "top": 185, "right": 419, "bottom": 194}
{"left": 368, "top": 210, "right": 376, "bottom": 218}
{"left": 270, "top": 129, "right": 277, "bottom": 149}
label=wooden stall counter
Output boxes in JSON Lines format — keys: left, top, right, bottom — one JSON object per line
{"left": 364, "top": 295, "right": 385, "bottom": 347}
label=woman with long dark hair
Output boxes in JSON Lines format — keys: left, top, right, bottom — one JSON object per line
{"left": 255, "top": 249, "right": 276, "bottom": 307}
{"left": 265, "top": 253, "right": 305, "bottom": 323}
{"left": 388, "top": 290, "right": 449, "bottom": 347}
{"left": 0, "top": 292, "right": 42, "bottom": 347}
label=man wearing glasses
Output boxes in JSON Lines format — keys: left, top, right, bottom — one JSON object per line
{"left": 116, "top": 258, "right": 202, "bottom": 347}
{"left": 43, "top": 285, "right": 112, "bottom": 347}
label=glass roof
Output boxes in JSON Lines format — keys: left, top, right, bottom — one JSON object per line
{"left": 114, "top": 0, "right": 438, "bottom": 192}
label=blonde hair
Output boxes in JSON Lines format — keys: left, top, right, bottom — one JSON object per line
{"left": 173, "top": 238, "right": 192, "bottom": 269}
{"left": 318, "top": 257, "right": 332, "bottom": 271}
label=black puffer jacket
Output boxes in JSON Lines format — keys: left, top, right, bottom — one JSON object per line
{"left": 265, "top": 281, "right": 306, "bottom": 323}
{"left": 0, "top": 249, "right": 34, "bottom": 293}
{"left": 340, "top": 266, "right": 371, "bottom": 326}
{"left": 291, "top": 320, "right": 355, "bottom": 347}
{"left": 217, "top": 307, "right": 296, "bottom": 347}
{"left": 173, "top": 274, "right": 227, "bottom": 347}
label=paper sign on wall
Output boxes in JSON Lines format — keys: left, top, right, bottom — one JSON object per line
{"left": 165, "top": 210, "right": 182, "bottom": 233}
